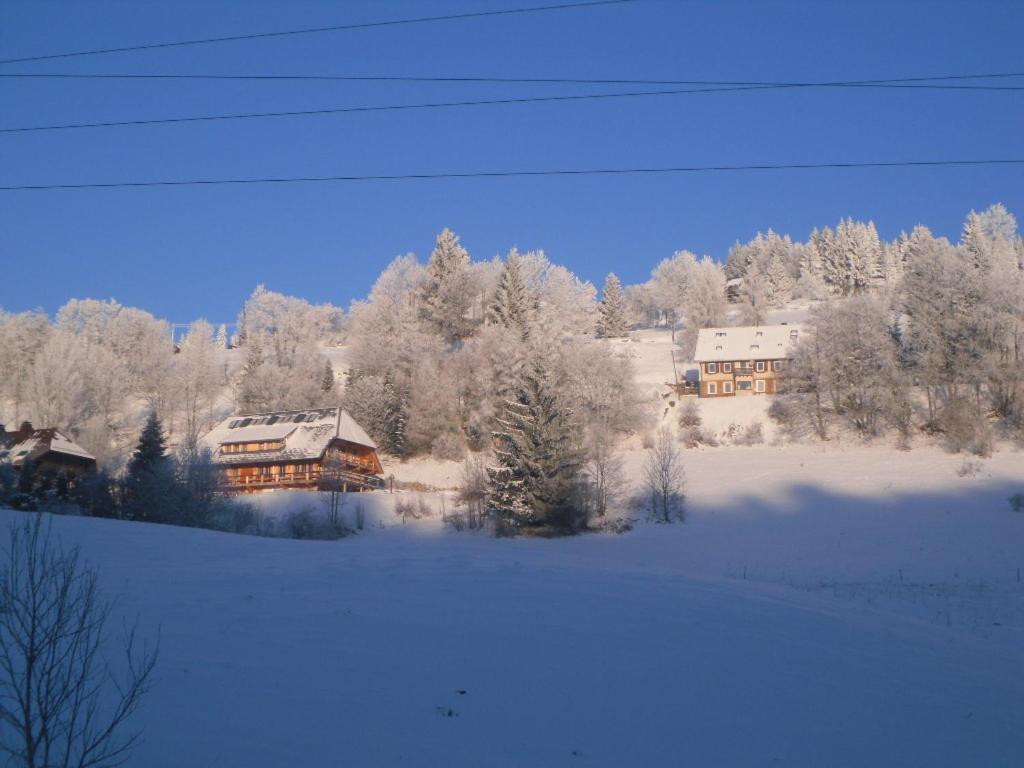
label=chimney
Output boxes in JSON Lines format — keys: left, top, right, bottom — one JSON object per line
{"left": 20, "top": 421, "right": 33, "bottom": 434}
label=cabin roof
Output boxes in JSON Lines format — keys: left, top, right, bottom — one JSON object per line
{"left": 1, "top": 426, "right": 96, "bottom": 467}
{"left": 693, "top": 324, "right": 803, "bottom": 363}
{"left": 202, "top": 407, "right": 377, "bottom": 466}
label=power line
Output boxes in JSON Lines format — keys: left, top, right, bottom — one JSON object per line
{"left": 3, "top": 159, "right": 1021, "bottom": 191}
{"left": 1, "top": 71, "right": 1021, "bottom": 87}
{"left": 5, "top": 77, "right": 1021, "bottom": 135}
{"left": 0, "top": 0, "right": 638, "bottom": 66}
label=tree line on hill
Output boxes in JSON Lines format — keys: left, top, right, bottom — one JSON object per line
{"left": 1, "top": 203, "right": 1021, "bottom": 534}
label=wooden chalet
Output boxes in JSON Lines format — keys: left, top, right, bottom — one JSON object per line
{"left": 0, "top": 422, "right": 97, "bottom": 476}
{"left": 693, "top": 324, "right": 802, "bottom": 397}
{"left": 202, "top": 407, "right": 384, "bottom": 494}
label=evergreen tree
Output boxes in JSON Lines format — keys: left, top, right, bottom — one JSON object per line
{"left": 486, "top": 359, "right": 585, "bottom": 534}
{"left": 596, "top": 273, "right": 629, "bottom": 338}
{"left": 380, "top": 371, "right": 409, "bottom": 456}
{"left": 487, "top": 249, "right": 532, "bottom": 339}
{"left": 421, "top": 228, "right": 473, "bottom": 344}
{"left": 216, "top": 323, "right": 228, "bottom": 349}
{"left": 237, "top": 334, "right": 268, "bottom": 413}
{"left": 16, "top": 457, "right": 35, "bottom": 496}
{"left": 127, "top": 411, "right": 168, "bottom": 479}
{"left": 124, "top": 412, "right": 174, "bottom": 521}
{"left": 321, "top": 360, "right": 336, "bottom": 394}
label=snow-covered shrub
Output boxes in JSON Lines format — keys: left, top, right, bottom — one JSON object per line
{"left": 736, "top": 422, "right": 765, "bottom": 446}
{"left": 956, "top": 459, "right": 983, "bottom": 478}
{"left": 430, "top": 431, "right": 465, "bottom": 461}
{"left": 938, "top": 397, "right": 993, "bottom": 456}
{"left": 283, "top": 506, "right": 347, "bottom": 540}
{"left": 455, "top": 454, "right": 488, "bottom": 530}
{"left": 677, "top": 399, "right": 701, "bottom": 429}
{"left": 767, "top": 397, "right": 801, "bottom": 439}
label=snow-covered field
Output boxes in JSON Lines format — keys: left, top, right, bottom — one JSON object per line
{"left": 3, "top": 440, "right": 1022, "bottom": 767}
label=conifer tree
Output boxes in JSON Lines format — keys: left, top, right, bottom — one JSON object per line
{"left": 127, "top": 411, "right": 168, "bottom": 480}
{"left": 596, "top": 273, "right": 629, "bottom": 338}
{"left": 421, "top": 228, "right": 473, "bottom": 344}
{"left": 237, "top": 334, "right": 268, "bottom": 413}
{"left": 321, "top": 360, "right": 336, "bottom": 394}
{"left": 486, "top": 359, "right": 585, "bottom": 533}
{"left": 380, "top": 371, "right": 409, "bottom": 456}
{"left": 487, "top": 249, "right": 532, "bottom": 339}
{"left": 123, "top": 411, "right": 175, "bottom": 521}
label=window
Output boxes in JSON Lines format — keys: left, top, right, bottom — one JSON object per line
{"left": 773, "top": 360, "right": 783, "bottom": 371}
{"left": 707, "top": 362, "right": 718, "bottom": 374}
{"left": 723, "top": 381, "right": 734, "bottom": 394}
{"left": 755, "top": 331, "right": 763, "bottom": 337}
{"left": 737, "top": 381, "right": 752, "bottom": 391}
{"left": 715, "top": 331, "right": 726, "bottom": 337}
{"left": 723, "top": 362, "right": 732, "bottom": 373}
{"left": 750, "top": 344, "right": 760, "bottom": 351}
{"left": 707, "top": 382, "right": 717, "bottom": 395}
{"left": 756, "top": 361, "right": 766, "bottom": 372}
{"left": 755, "top": 380, "right": 766, "bottom": 393}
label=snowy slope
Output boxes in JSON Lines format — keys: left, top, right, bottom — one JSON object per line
{"left": 3, "top": 442, "right": 1021, "bottom": 767}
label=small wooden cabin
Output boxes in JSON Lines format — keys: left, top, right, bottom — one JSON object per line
{"left": 202, "top": 407, "right": 384, "bottom": 494}
{"left": 693, "top": 325, "right": 802, "bottom": 397}
{"left": 0, "top": 422, "right": 97, "bottom": 477}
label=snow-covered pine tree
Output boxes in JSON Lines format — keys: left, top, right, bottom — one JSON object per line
{"left": 810, "top": 226, "right": 846, "bottom": 295}
{"left": 127, "top": 411, "right": 167, "bottom": 479}
{"left": 380, "top": 371, "right": 408, "bottom": 456}
{"left": 486, "top": 359, "right": 585, "bottom": 534}
{"left": 596, "top": 273, "right": 629, "bottom": 338}
{"left": 765, "top": 252, "right": 795, "bottom": 306}
{"left": 421, "top": 228, "right": 474, "bottom": 344}
{"left": 487, "top": 248, "right": 532, "bottom": 338}
{"left": 215, "top": 323, "right": 228, "bottom": 349}
{"left": 123, "top": 411, "right": 177, "bottom": 521}
{"left": 236, "top": 334, "right": 268, "bottom": 413}
{"left": 739, "top": 269, "right": 770, "bottom": 325}
{"left": 321, "top": 360, "right": 335, "bottom": 394}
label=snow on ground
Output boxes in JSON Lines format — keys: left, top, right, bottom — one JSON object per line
{"left": 87, "top": 312, "right": 1014, "bottom": 765}
{"left": 3, "top": 441, "right": 1021, "bottom": 767}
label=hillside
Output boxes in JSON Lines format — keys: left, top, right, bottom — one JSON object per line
{"left": 3, "top": 449, "right": 1021, "bottom": 767}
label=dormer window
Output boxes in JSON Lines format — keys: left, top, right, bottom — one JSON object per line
{"left": 715, "top": 331, "right": 727, "bottom": 337}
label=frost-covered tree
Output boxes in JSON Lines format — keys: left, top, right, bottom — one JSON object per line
{"left": 321, "top": 360, "right": 336, "bottom": 395}
{"left": 642, "top": 426, "right": 685, "bottom": 522}
{"left": 487, "top": 248, "right": 532, "bottom": 338}
{"left": 738, "top": 269, "right": 770, "bottom": 326}
{"left": 596, "top": 273, "right": 629, "bottom": 338}
{"left": 123, "top": 411, "right": 176, "bottom": 521}
{"left": 173, "top": 320, "right": 224, "bottom": 451}
{"left": 420, "top": 228, "right": 475, "bottom": 344}
{"left": 782, "top": 296, "right": 909, "bottom": 439}
{"left": 0, "top": 309, "right": 50, "bottom": 423}
{"left": 379, "top": 371, "right": 408, "bottom": 456}
{"left": 235, "top": 334, "right": 271, "bottom": 413}
{"left": 486, "top": 358, "right": 586, "bottom": 534}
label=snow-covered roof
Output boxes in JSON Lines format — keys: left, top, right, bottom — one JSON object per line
{"left": 693, "top": 324, "right": 803, "bottom": 363}
{"left": 202, "top": 407, "right": 376, "bottom": 466}
{"left": 2, "top": 428, "right": 96, "bottom": 467}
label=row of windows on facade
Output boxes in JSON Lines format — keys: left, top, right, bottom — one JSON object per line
{"left": 707, "top": 379, "right": 767, "bottom": 395}
{"left": 705, "top": 360, "right": 786, "bottom": 375}
{"left": 221, "top": 441, "right": 285, "bottom": 454}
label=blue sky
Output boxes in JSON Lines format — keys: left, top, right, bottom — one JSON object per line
{"left": 1, "top": 0, "right": 1021, "bottom": 323}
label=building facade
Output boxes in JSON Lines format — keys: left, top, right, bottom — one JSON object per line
{"left": 202, "top": 407, "right": 384, "bottom": 493}
{"left": 693, "top": 325, "right": 802, "bottom": 397}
